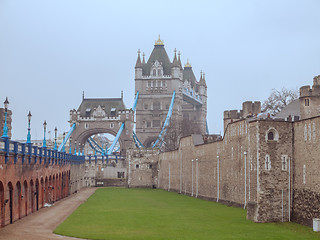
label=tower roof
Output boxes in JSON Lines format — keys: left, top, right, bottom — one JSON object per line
{"left": 143, "top": 37, "right": 172, "bottom": 75}
{"left": 172, "top": 48, "right": 179, "bottom": 68}
{"left": 135, "top": 49, "right": 142, "bottom": 68}
{"left": 183, "top": 61, "right": 197, "bottom": 87}
{"left": 77, "top": 98, "right": 126, "bottom": 117}
{"left": 199, "top": 72, "right": 207, "bottom": 87}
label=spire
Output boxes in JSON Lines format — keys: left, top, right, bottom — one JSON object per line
{"left": 200, "top": 71, "right": 203, "bottom": 82}
{"left": 82, "top": 91, "right": 84, "bottom": 100}
{"left": 200, "top": 72, "right": 207, "bottom": 87}
{"left": 135, "top": 49, "right": 142, "bottom": 68}
{"left": 184, "top": 59, "right": 192, "bottom": 68}
{"left": 178, "top": 51, "right": 182, "bottom": 69}
{"left": 172, "top": 48, "right": 179, "bottom": 67}
{"left": 142, "top": 52, "right": 145, "bottom": 64}
{"left": 121, "top": 90, "right": 123, "bottom": 99}
{"left": 155, "top": 34, "right": 164, "bottom": 46}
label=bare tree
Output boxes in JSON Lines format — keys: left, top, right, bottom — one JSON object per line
{"left": 162, "top": 118, "right": 201, "bottom": 152}
{"left": 262, "top": 87, "right": 298, "bottom": 115}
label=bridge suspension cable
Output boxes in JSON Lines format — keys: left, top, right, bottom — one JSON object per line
{"left": 58, "top": 123, "right": 76, "bottom": 152}
{"left": 152, "top": 91, "right": 176, "bottom": 148}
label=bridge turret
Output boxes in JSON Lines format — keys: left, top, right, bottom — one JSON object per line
{"left": 171, "top": 48, "right": 181, "bottom": 79}
{"left": 135, "top": 49, "right": 143, "bottom": 79}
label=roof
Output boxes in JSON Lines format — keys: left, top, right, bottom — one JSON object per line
{"left": 183, "top": 66, "right": 197, "bottom": 88}
{"left": 274, "top": 99, "right": 300, "bottom": 119}
{"left": 77, "top": 98, "right": 126, "bottom": 117}
{"left": 142, "top": 45, "right": 172, "bottom": 76}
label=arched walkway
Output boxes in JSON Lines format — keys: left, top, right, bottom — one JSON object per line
{"left": 0, "top": 181, "right": 4, "bottom": 227}
{"left": 15, "top": 181, "right": 21, "bottom": 220}
{"left": 23, "top": 180, "right": 28, "bottom": 217}
{"left": 7, "top": 182, "right": 13, "bottom": 224}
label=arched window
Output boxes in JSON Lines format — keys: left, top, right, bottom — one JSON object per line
{"left": 153, "top": 69, "right": 156, "bottom": 76}
{"left": 157, "top": 69, "right": 161, "bottom": 76}
{"left": 268, "top": 131, "right": 274, "bottom": 140}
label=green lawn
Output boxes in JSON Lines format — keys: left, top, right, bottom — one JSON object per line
{"left": 54, "top": 188, "right": 320, "bottom": 240}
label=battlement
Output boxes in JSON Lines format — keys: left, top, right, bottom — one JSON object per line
{"left": 223, "top": 110, "right": 241, "bottom": 120}
{"left": 300, "top": 76, "right": 320, "bottom": 98}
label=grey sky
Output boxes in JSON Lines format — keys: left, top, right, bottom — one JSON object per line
{"left": 1, "top": 0, "right": 320, "bottom": 140}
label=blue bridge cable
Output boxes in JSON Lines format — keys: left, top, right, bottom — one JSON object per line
{"left": 58, "top": 123, "right": 76, "bottom": 152}
{"left": 107, "top": 91, "right": 140, "bottom": 155}
{"left": 133, "top": 130, "right": 144, "bottom": 148}
{"left": 89, "top": 136, "right": 104, "bottom": 151}
{"left": 87, "top": 138, "right": 103, "bottom": 154}
{"left": 152, "top": 91, "right": 176, "bottom": 148}
{"left": 107, "top": 122, "right": 124, "bottom": 155}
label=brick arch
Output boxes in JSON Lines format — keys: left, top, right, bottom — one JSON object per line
{"left": 7, "top": 182, "right": 13, "bottom": 224}
{"left": 15, "top": 181, "right": 21, "bottom": 220}
{"left": 0, "top": 181, "right": 4, "bottom": 227}
{"left": 35, "top": 179, "right": 39, "bottom": 211}
{"left": 55, "top": 174, "right": 59, "bottom": 201}
{"left": 51, "top": 175, "right": 55, "bottom": 203}
{"left": 29, "top": 179, "right": 34, "bottom": 213}
{"left": 44, "top": 176, "right": 48, "bottom": 204}
{"left": 40, "top": 178, "right": 44, "bottom": 208}
{"left": 23, "top": 180, "right": 28, "bottom": 217}
{"left": 58, "top": 173, "right": 62, "bottom": 200}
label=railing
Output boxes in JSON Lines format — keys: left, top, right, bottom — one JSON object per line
{"left": 182, "top": 87, "right": 203, "bottom": 105}
{"left": 86, "top": 154, "right": 125, "bottom": 164}
{"left": 0, "top": 137, "right": 85, "bottom": 165}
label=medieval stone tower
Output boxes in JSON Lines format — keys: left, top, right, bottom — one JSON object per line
{"left": 135, "top": 36, "right": 207, "bottom": 147}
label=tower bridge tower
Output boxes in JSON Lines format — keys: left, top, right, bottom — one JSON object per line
{"left": 135, "top": 36, "right": 208, "bottom": 147}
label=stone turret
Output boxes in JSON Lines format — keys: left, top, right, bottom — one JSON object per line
{"left": 299, "top": 75, "right": 320, "bottom": 120}
{"left": 171, "top": 48, "right": 181, "bottom": 79}
{"left": 135, "top": 49, "right": 143, "bottom": 79}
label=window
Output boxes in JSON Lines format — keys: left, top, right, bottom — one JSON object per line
{"left": 85, "top": 123, "right": 89, "bottom": 129}
{"left": 149, "top": 164, "right": 152, "bottom": 169}
{"left": 268, "top": 131, "right": 274, "bottom": 140}
{"left": 265, "top": 154, "right": 271, "bottom": 170}
{"left": 153, "top": 120, "right": 160, "bottom": 127}
{"left": 162, "top": 81, "right": 166, "bottom": 87}
{"left": 146, "top": 121, "right": 151, "bottom": 127}
{"left": 110, "top": 123, "right": 114, "bottom": 128}
{"left": 166, "top": 104, "right": 169, "bottom": 110}
{"left": 148, "top": 81, "right": 151, "bottom": 87}
{"left": 266, "top": 128, "right": 279, "bottom": 141}
{"left": 281, "top": 155, "right": 288, "bottom": 171}
{"left": 305, "top": 99, "right": 310, "bottom": 106}
{"left": 144, "top": 104, "right": 148, "bottom": 110}
{"left": 153, "top": 102, "right": 160, "bottom": 110}
{"left": 158, "top": 69, "right": 161, "bottom": 76}
{"left": 136, "top": 164, "right": 139, "bottom": 169}
{"left": 153, "top": 69, "right": 156, "bottom": 76}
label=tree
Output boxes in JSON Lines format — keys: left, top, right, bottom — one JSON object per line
{"left": 262, "top": 87, "right": 298, "bottom": 115}
{"left": 162, "top": 118, "right": 201, "bottom": 152}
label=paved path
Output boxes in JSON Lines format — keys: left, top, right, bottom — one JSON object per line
{"left": 0, "top": 187, "right": 97, "bottom": 240}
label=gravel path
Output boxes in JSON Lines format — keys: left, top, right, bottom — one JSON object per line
{"left": 0, "top": 187, "right": 97, "bottom": 240}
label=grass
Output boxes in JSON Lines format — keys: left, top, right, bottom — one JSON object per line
{"left": 54, "top": 188, "right": 320, "bottom": 240}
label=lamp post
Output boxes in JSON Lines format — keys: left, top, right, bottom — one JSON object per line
{"left": 1, "top": 97, "right": 9, "bottom": 138}
{"left": 62, "top": 132, "right": 66, "bottom": 152}
{"left": 54, "top": 127, "right": 57, "bottom": 150}
{"left": 43, "top": 120, "right": 47, "bottom": 148}
{"left": 26, "top": 111, "right": 32, "bottom": 143}
{"left": 69, "top": 137, "right": 72, "bottom": 154}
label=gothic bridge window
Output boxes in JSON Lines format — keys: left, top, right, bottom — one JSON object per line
{"left": 266, "top": 128, "right": 279, "bottom": 141}
{"left": 265, "top": 154, "right": 271, "bottom": 170}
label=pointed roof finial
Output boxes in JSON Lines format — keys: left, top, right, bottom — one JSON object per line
{"left": 135, "top": 49, "right": 142, "bottom": 68}
{"left": 142, "top": 52, "right": 145, "bottom": 64}
{"left": 155, "top": 34, "right": 164, "bottom": 46}
{"left": 178, "top": 51, "right": 182, "bottom": 69}
{"left": 184, "top": 59, "right": 192, "bottom": 68}
{"left": 121, "top": 90, "right": 123, "bottom": 99}
{"left": 172, "top": 48, "right": 179, "bottom": 67}
{"left": 82, "top": 91, "right": 84, "bottom": 100}
{"left": 200, "top": 71, "right": 203, "bottom": 81}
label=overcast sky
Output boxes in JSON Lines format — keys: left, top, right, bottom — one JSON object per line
{"left": 1, "top": 0, "right": 320, "bottom": 140}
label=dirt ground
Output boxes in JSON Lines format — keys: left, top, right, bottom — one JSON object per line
{"left": 0, "top": 187, "right": 97, "bottom": 240}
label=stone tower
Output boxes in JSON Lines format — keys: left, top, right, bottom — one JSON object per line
{"left": 135, "top": 36, "right": 207, "bottom": 147}
{"left": 300, "top": 75, "right": 320, "bottom": 120}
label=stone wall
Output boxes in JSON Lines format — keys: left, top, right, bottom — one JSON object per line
{"left": 292, "top": 117, "right": 320, "bottom": 226}
{"left": 127, "top": 149, "right": 159, "bottom": 188}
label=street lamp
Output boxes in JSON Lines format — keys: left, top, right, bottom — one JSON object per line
{"left": 26, "top": 111, "right": 32, "bottom": 144}
{"left": 62, "top": 132, "right": 66, "bottom": 152}
{"left": 1, "top": 97, "right": 9, "bottom": 138}
{"left": 43, "top": 120, "right": 47, "bottom": 148}
{"left": 69, "top": 137, "right": 72, "bottom": 154}
{"left": 54, "top": 127, "right": 57, "bottom": 150}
